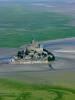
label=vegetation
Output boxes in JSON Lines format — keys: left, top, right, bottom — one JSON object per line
{"left": 0, "top": 5, "right": 75, "bottom": 47}
{"left": 0, "top": 79, "right": 75, "bottom": 100}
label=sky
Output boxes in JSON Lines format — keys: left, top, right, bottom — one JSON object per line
{"left": 0, "top": 0, "right": 75, "bottom": 3}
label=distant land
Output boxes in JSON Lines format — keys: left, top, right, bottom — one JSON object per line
{"left": 0, "top": 0, "right": 75, "bottom": 47}
{"left": 0, "top": 0, "right": 75, "bottom": 15}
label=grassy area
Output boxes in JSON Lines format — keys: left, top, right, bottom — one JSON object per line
{"left": 0, "top": 5, "right": 75, "bottom": 47}
{"left": 0, "top": 78, "right": 75, "bottom": 100}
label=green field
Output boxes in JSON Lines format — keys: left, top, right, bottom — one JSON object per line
{"left": 0, "top": 5, "right": 75, "bottom": 47}
{"left": 0, "top": 79, "right": 75, "bottom": 100}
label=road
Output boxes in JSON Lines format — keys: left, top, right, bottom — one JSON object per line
{"left": 0, "top": 37, "right": 75, "bottom": 86}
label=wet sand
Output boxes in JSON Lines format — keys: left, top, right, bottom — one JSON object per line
{"left": 0, "top": 37, "right": 75, "bottom": 87}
